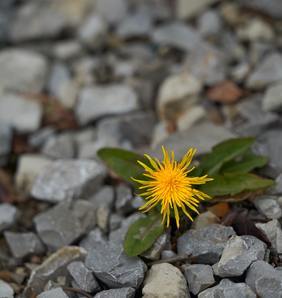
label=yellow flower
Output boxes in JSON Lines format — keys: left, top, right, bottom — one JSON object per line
{"left": 133, "top": 146, "right": 213, "bottom": 228}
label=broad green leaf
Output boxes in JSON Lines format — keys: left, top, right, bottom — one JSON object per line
{"left": 97, "top": 147, "right": 145, "bottom": 184}
{"left": 198, "top": 137, "right": 255, "bottom": 175}
{"left": 199, "top": 173, "right": 274, "bottom": 197}
{"left": 221, "top": 152, "right": 268, "bottom": 174}
{"left": 124, "top": 213, "right": 164, "bottom": 256}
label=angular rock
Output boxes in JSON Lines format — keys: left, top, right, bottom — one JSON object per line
{"left": 117, "top": 10, "right": 152, "bottom": 38}
{"left": 253, "top": 196, "right": 282, "bottom": 219}
{"left": 95, "top": 0, "right": 128, "bottom": 25}
{"left": 192, "top": 211, "right": 220, "bottom": 230}
{"left": 0, "top": 93, "right": 42, "bottom": 133}
{"left": 198, "top": 10, "right": 222, "bottom": 37}
{"left": 115, "top": 184, "right": 133, "bottom": 215}
{"left": 256, "top": 219, "right": 282, "bottom": 254}
{"left": 95, "top": 287, "right": 135, "bottom": 298}
{"left": 109, "top": 213, "right": 123, "bottom": 231}
{"left": 176, "top": 0, "right": 218, "bottom": 19}
{"left": 10, "top": 0, "right": 91, "bottom": 41}
{"left": 161, "top": 250, "right": 177, "bottom": 259}
{"left": 31, "top": 160, "right": 106, "bottom": 203}
{"left": 34, "top": 200, "right": 96, "bottom": 249}
{"left": 52, "top": 40, "right": 83, "bottom": 61}
{"left": 28, "top": 127, "right": 56, "bottom": 149}
{"left": 0, "top": 50, "right": 48, "bottom": 93}
{"left": 96, "top": 205, "right": 111, "bottom": 233}
{"left": 0, "top": 279, "right": 14, "bottom": 298}
{"left": 217, "top": 235, "right": 266, "bottom": 277}
{"left": 156, "top": 121, "right": 234, "bottom": 160}
{"left": 262, "top": 83, "right": 282, "bottom": 112}
{"left": 15, "top": 154, "right": 52, "bottom": 194}
{"left": 67, "top": 261, "right": 100, "bottom": 293}
{"left": 142, "top": 232, "right": 170, "bottom": 261}
{"left": 245, "top": 260, "right": 282, "bottom": 297}
{"left": 157, "top": 72, "right": 202, "bottom": 122}
{"left": 85, "top": 237, "right": 146, "bottom": 288}
{"left": 238, "top": 0, "right": 282, "bottom": 19}
{"left": 199, "top": 279, "right": 256, "bottom": 298}
{"left": 76, "top": 84, "right": 139, "bottom": 124}
{"left": 90, "top": 186, "right": 115, "bottom": 209}
{"left": 4, "top": 232, "right": 45, "bottom": 259}
{"left": 41, "top": 133, "right": 75, "bottom": 159}
{"left": 79, "top": 228, "right": 106, "bottom": 252}
{"left": 37, "top": 287, "right": 68, "bottom": 298}
{"left": 177, "top": 224, "right": 235, "bottom": 264}
{"left": 0, "top": 204, "right": 18, "bottom": 232}
{"left": 79, "top": 14, "right": 108, "bottom": 48}
{"left": 152, "top": 22, "right": 203, "bottom": 52}
{"left": 27, "top": 246, "right": 87, "bottom": 294}
{"left": 142, "top": 263, "right": 189, "bottom": 298}
{"left": 0, "top": 123, "right": 12, "bottom": 160}
{"left": 177, "top": 105, "right": 206, "bottom": 131}
{"left": 182, "top": 264, "right": 215, "bottom": 295}
{"left": 247, "top": 53, "right": 282, "bottom": 89}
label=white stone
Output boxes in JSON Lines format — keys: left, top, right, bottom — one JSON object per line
{"left": 0, "top": 280, "right": 14, "bottom": 298}
{"left": 0, "top": 204, "right": 18, "bottom": 232}
{"left": 157, "top": 72, "right": 202, "bottom": 122}
{"left": 262, "top": 83, "right": 282, "bottom": 112}
{"left": 0, "top": 49, "right": 48, "bottom": 93}
{"left": 0, "top": 93, "right": 42, "bottom": 132}
{"left": 177, "top": 105, "right": 206, "bottom": 131}
{"left": 142, "top": 263, "right": 189, "bottom": 298}
{"left": 95, "top": 0, "right": 128, "bottom": 24}
{"left": 176, "top": 0, "right": 218, "bottom": 19}
{"left": 15, "top": 154, "right": 52, "bottom": 194}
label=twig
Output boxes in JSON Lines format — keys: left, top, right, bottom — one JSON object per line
{"left": 62, "top": 286, "right": 93, "bottom": 298}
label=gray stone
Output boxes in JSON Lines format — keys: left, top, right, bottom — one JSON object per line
{"left": 192, "top": 211, "right": 220, "bottom": 230}
{"left": 185, "top": 44, "right": 227, "bottom": 85}
{"left": 253, "top": 196, "right": 282, "bottom": 219}
{"left": 67, "top": 261, "right": 100, "bottom": 293}
{"left": 115, "top": 184, "right": 133, "bottom": 215}
{"left": 245, "top": 260, "right": 282, "bottom": 297}
{"left": 255, "top": 129, "right": 282, "bottom": 175}
{"left": 0, "top": 280, "right": 14, "bottom": 298}
{"left": 79, "top": 228, "right": 106, "bottom": 252}
{"left": 271, "top": 174, "right": 282, "bottom": 195}
{"left": 152, "top": 22, "right": 203, "bottom": 52}
{"left": 37, "top": 287, "right": 68, "bottom": 298}
{"left": 247, "top": 53, "right": 282, "bottom": 89}
{"left": 161, "top": 250, "right": 177, "bottom": 260}
{"left": 256, "top": 219, "right": 282, "bottom": 254}
{"left": 47, "top": 63, "right": 78, "bottom": 108}
{"left": 96, "top": 206, "right": 111, "bottom": 233}
{"left": 155, "top": 121, "right": 234, "bottom": 160}
{"left": 94, "top": 287, "right": 135, "bottom": 298}
{"left": 85, "top": 237, "right": 146, "bottom": 288}
{"left": 34, "top": 200, "right": 96, "bottom": 249}
{"left": 15, "top": 154, "right": 52, "bottom": 194}
{"left": 10, "top": 0, "right": 91, "bottom": 41}
{"left": 95, "top": 0, "right": 128, "bottom": 25}
{"left": 28, "top": 127, "right": 56, "bottom": 149}
{"left": 262, "top": 83, "right": 282, "bottom": 112}
{"left": 238, "top": 0, "right": 282, "bottom": 19}
{"left": 41, "top": 133, "right": 75, "bottom": 159}
{"left": 0, "top": 49, "right": 48, "bottom": 93}
{"left": 110, "top": 214, "right": 123, "bottom": 231}
{"left": 4, "top": 232, "right": 45, "bottom": 259}
{"left": 117, "top": 10, "right": 152, "bottom": 38}
{"left": 198, "top": 10, "right": 222, "bottom": 37}
{"left": 31, "top": 160, "right": 106, "bottom": 203}
{"left": 78, "top": 14, "right": 108, "bottom": 48}
{"left": 27, "top": 246, "right": 87, "bottom": 294}
{"left": 90, "top": 186, "right": 115, "bottom": 209}
{"left": 76, "top": 84, "right": 139, "bottom": 125}
{"left": 0, "top": 123, "right": 12, "bottom": 163}
{"left": 176, "top": 0, "right": 218, "bottom": 19}
{"left": 217, "top": 235, "right": 266, "bottom": 277}
{"left": 0, "top": 204, "right": 18, "bottom": 232}
{"left": 142, "top": 263, "right": 189, "bottom": 298}
{"left": 177, "top": 224, "right": 235, "bottom": 264}
{"left": 142, "top": 232, "right": 170, "bottom": 261}
{"left": 0, "top": 93, "right": 42, "bottom": 133}
{"left": 182, "top": 264, "right": 215, "bottom": 295}
{"left": 52, "top": 40, "right": 83, "bottom": 61}
{"left": 199, "top": 279, "right": 256, "bottom": 298}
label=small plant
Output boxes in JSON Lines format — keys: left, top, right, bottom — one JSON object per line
{"left": 98, "top": 137, "right": 274, "bottom": 257}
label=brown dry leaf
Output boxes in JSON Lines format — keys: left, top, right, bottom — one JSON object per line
{"left": 20, "top": 93, "right": 78, "bottom": 131}
{"left": 207, "top": 80, "right": 244, "bottom": 104}
{"left": 0, "top": 170, "right": 21, "bottom": 203}
{"left": 208, "top": 202, "right": 230, "bottom": 218}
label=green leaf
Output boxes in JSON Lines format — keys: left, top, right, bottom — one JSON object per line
{"left": 199, "top": 173, "right": 274, "bottom": 197}
{"left": 97, "top": 147, "right": 145, "bottom": 184}
{"left": 124, "top": 213, "right": 164, "bottom": 257}
{"left": 198, "top": 137, "right": 255, "bottom": 175}
{"left": 221, "top": 152, "right": 268, "bottom": 174}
